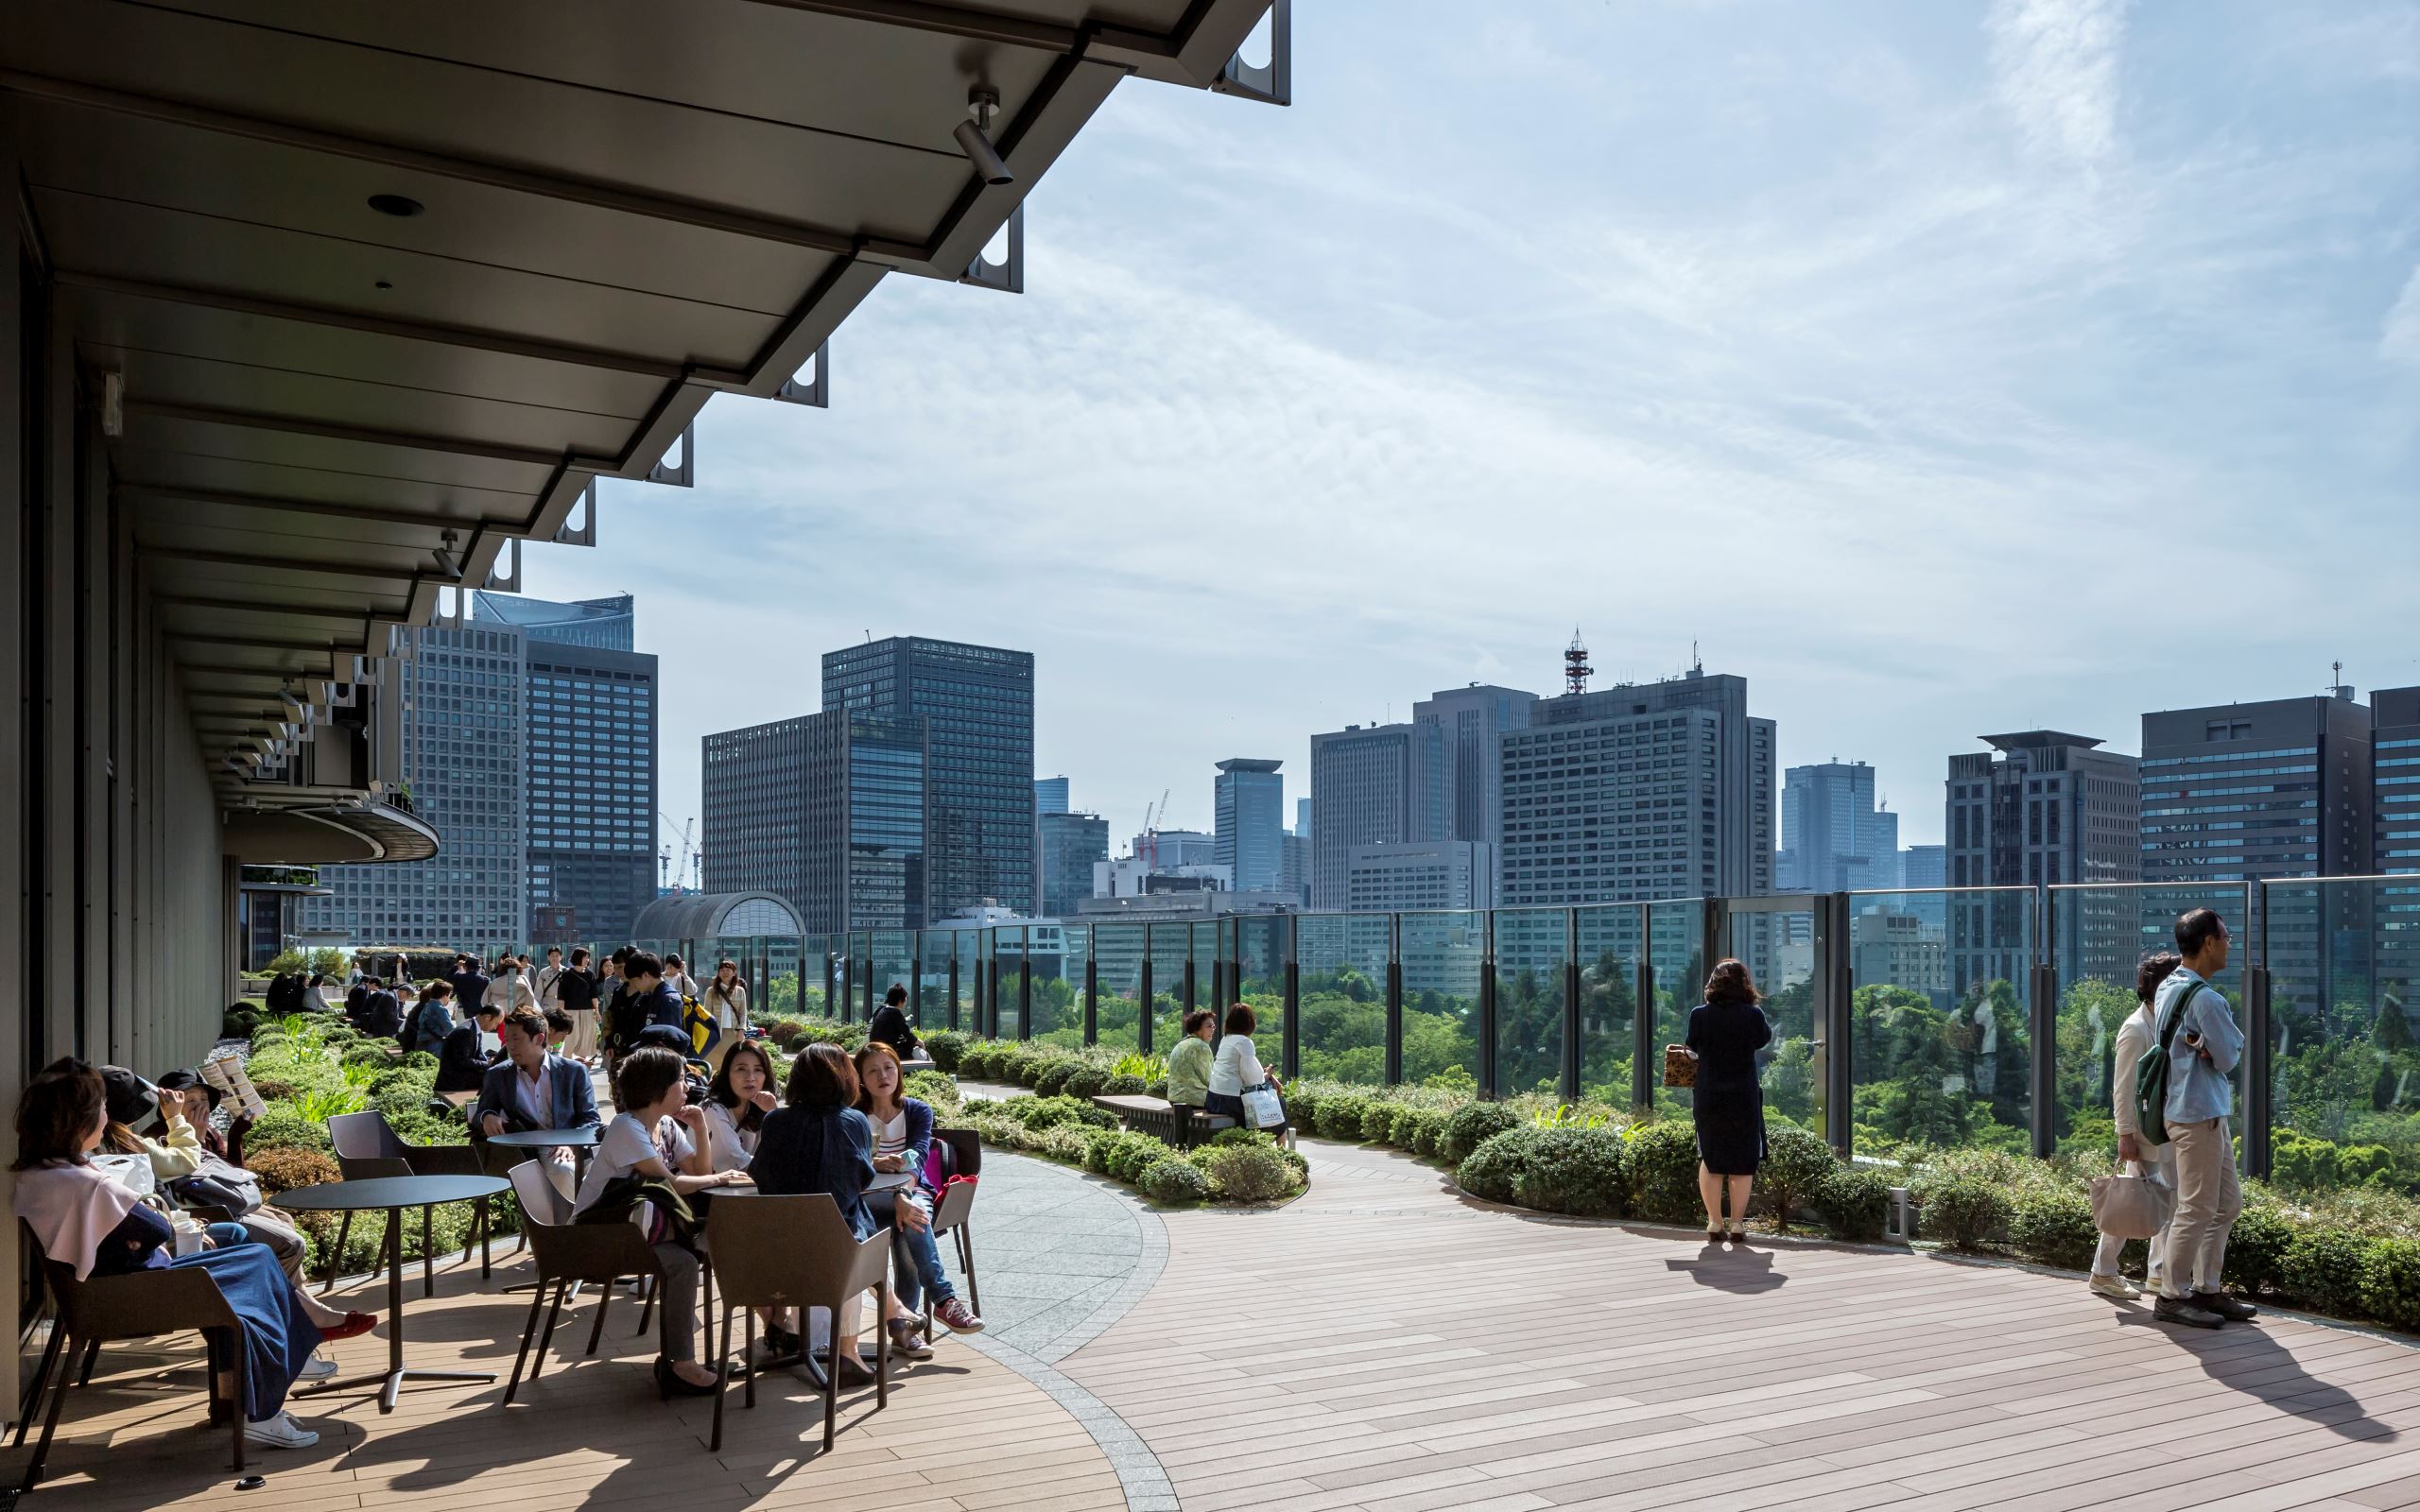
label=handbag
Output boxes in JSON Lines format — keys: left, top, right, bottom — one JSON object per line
{"left": 1662, "top": 1045, "right": 1697, "bottom": 1089}
{"left": 1241, "top": 1084, "right": 1287, "bottom": 1130}
{"left": 2089, "top": 1160, "right": 2173, "bottom": 1241}
{"left": 171, "top": 1159, "right": 265, "bottom": 1219}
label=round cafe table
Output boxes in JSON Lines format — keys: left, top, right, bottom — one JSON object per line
{"left": 277, "top": 1175, "right": 510, "bottom": 1412}
{"left": 482, "top": 1126, "right": 606, "bottom": 1296}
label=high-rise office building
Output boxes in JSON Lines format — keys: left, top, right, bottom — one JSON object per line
{"left": 701, "top": 712, "right": 928, "bottom": 931}
{"left": 1214, "top": 758, "right": 1287, "bottom": 894}
{"left": 2143, "top": 690, "right": 2374, "bottom": 1015}
{"left": 1899, "top": 842, "right": 1947, "bottom": 931}
{"left": 476, "top": 593, "right": 657, "bottom": 942}
{"left": 301, "top": 619, "right": 528, "bottom": 955}
{"left": 2376, "top": 688, "right": 2420, "bottom": 876}
{"left": 1309, "top": 721, "right": 1448, "bottom": 909}
{"left": 1414, "top": 684, "right": 1537, "bottom": 850}
{"left": 1034, "top": 776, "right": 1070, "bottom": 816}
{"left": 1038, "top": 810, "right": 1110, "bottom": 917}
{"left": 1282, "top": 832, "right": 1310, "bottom": 899}
{"left": 1945, "top": 731, "right": 2140, "bottom": 995}
{"left": 1852, "top": 904, "right": 1948, "bottom": 1006}
{"left": 1295, "top": 798, "right": 1312, "bottom": 837}
{"left": 823, "top": 637, "right": 1033, "bottom": 916}
{"left": 1779, "top": 761, "right": 1901, "bottom": 893}
{"left": 1496, "top": 667, "right": 1776, "bottom": 907}
{"left": 1345, "top": 840, "right": 1496, "bottom": 912}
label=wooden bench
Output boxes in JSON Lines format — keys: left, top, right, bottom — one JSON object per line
{"left": 1091, "top": 1094, "right": 1236, "bottom": 1148}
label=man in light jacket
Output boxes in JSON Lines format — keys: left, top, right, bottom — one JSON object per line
{"left": 2088, "top": 953, "right": 2183, "bottom": 1299}
{"left": 2153, "top": 908, "right": 2255, "bottom": 1330}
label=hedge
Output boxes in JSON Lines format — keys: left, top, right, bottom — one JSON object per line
{"left": 950, "top": 1092, "right": 1307, "bottom": 1207}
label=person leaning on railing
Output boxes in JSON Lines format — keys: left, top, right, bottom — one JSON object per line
{"left": 1167, "top": 1009, "right": 1216, "bottom": 1108}
{"left": 15, "top": 1059, "right": 371, "bottom": 1451}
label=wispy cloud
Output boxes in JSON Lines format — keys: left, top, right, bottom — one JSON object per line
{"left": 1988, "top": 0, "right": 2130, "bottom": 167}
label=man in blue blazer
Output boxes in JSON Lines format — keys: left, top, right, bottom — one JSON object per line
{"left": 475, "top": 1007, "right": 600, "bottom": 1137}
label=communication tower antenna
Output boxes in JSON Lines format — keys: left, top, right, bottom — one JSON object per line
{"left": 1564, "top": 628, "right": 1592, "bottom": 696}
{"left": 1692, "top": 640, "right": 1703, "bottom": 674}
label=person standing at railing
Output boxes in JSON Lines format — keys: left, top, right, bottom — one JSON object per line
{"left": 2089, "top": 952, "right": 2183, "bottom": 1300}
{"left": 2153, "top": 908, "right": 2255, "bottom": 1330}
{"left": 1686, "top": 958, "right": 1772, "bottom": 1245}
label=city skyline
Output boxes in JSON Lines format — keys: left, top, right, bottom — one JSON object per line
{"left": 512, "top": 0, "right": 2416, "bottom": 867}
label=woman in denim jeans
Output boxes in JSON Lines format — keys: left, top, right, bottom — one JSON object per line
{"left": 854, "top": 1042, "right": 984, "bottom": 1354}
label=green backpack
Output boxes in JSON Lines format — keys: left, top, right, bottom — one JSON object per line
{"left": 2133, "top": 979, "right": 2205, "bottom": 1146}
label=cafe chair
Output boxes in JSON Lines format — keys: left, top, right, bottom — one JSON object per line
{"left": 501, "top": 1162, "right": 674, "bottom": 1405}
{"left": 924, "top": 1128, "right": 984, "bottom": 1339}
{"left": 701, "top": 1194, "right": 890, "bottom": 1453}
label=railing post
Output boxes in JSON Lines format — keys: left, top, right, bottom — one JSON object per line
{"left": 1083, "top": 951, "right": 1098, "bottom": 1047}
{"left": 1478, "top": 912, "right": 1498, "bottom": 1099}
{"left": 2247, "top": 963, "right": 2273, "bottom": 1181}
{"left": 1631, "top": 905, "right": 1654, "bottom": 1114}
{"left": 909, "top": 937, "right": 922, "bottom": 1028}
{"left": 1817, "top": 893, "right": 1853, "bottom": 1159}
{"left": 1385, "top": 913, "right": 1404, "bottom": 1089}
{"left": 947, "top": 951, "right": 960, "bottom": 1033}
{"left": 1282, "top": 916, "right": 1301, "bottom": 1082}
{"left": 862, "top": 944, "right": 874, "bottom": 1022}
{"left": 1138, "top": 955, "right": 1154, "bottom": 1057}
{"left": 1017, "top": 954, "right": 1031, "bottom": 1040}
{"left": 2029, "top": 959, "right": 2059, "bottom": 1160}
{"left": 1561, "top": 908, "right": 1582, "bottom": 1106}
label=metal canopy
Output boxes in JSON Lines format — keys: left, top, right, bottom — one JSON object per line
{"left": 0, "top": 0, "right": 1282, "bottom": 812}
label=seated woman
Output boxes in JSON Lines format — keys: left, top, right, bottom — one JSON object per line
{"left": 1167, "top": 1009, "right": 1216, "bottom": 1109}
{"left": 404, "top": 980, "right": 458, "bottom": 1058}
{"left": 701, "top": 1040, "right": 777, "bottom": 1174}
{"left": 854, "top": 1042, "right": 983, "bottom": 1354}
{"left": 1205, "top": 1004, "right": 1288, "bottom": 1144}
{"left": 572, "top": 1046, "right": 751, "bottom": 1397}
{"left": 750, "top": 1044, "right": 882, "bottom": 1386}
{"left": 14, "top": 1060, "right": 372, "bottom": 1450}
{"left": 148, "top": 1071, "right": 310, "bottom": 1280}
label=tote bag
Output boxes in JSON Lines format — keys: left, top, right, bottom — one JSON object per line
{"left": 2088, "top": 1161, "right": 2173, "bottom": 1241}
{"left": 1241, "top": 1085, "right": 1287, "bottom": 1130}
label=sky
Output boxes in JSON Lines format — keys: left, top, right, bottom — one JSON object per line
{"left": 519, "top": 0, "right": 2420, "bottom": 853}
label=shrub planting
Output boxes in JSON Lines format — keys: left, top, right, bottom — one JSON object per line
{"left": 1758, "top": 1127, "right": 1837, "bottom": 1232}
{"left": 1441, "top": 1102, "right": 1523, "bottom": 1165}
{"left": 1625, "top": 1120, "right": 1704, "bottom": 1223}
{"left": 1457, "top": 1126, "right": 1545, "bottom": 1204}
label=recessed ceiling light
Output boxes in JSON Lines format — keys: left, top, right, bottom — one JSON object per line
{"left": 374, "top": 281, "right": 393, "bottom": 291}
{"left": 368, "top": 194, "right": 424, "bottom": 217}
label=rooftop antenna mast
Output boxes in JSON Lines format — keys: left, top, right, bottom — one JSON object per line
{"left": 1564, "top": 628, "right": 1592, "bottom": 696}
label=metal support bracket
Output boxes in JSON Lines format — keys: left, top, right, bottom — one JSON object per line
{"left": 646, "top": 422, "right": 693, "bottom": 487}
{"left": 553, "top": 478, "right": 596, "bottom": 547}
{"left": 482, "top": 536, "right": 522, "bottom": 593}
{"left": 774, "top": 340, "right": 829, "bottom": 407}
{"left": 1213, "top": 0, "right": 1292, "bottom": 106}
{"left": 960, "top": 204, "right": 1023, "bottom": 293}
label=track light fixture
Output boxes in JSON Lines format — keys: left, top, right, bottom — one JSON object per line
{"left": 431, "top": 528, "right": 462, "bottom": 579}
{"left": 954, "top": 88, "right": 1013, "bottom": 187}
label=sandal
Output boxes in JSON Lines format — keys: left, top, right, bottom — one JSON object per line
{"left": 320, "top": 1311, "right": 377, "bottom": 1342}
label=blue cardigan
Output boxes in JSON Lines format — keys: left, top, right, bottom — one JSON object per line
{"left": 752, "top": 1105, "right": 877, "bottom": 1239}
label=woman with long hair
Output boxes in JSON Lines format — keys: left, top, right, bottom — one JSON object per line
{"left": 703, "top": 960, "right": 750, "bottom": 1074}
{"left": 701, "top": 1040, "right": 777, "bottom": 1173}
{"left": 750, "top": 1044, "right": 880, "bottom": 1384}
{"left": 854, "top": 1042, "right": 983, "bottom": 1353}
{"left": 1686, "top": 958, "right": 1773, "bottom": 1244}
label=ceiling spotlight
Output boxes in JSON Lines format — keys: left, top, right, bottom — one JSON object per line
{"left": 954, "top": 88, "right": 1013, "bottom": 187}
{"left": 431, "top": 528, "right": 462, "bottom": 579}
{"left": 368, "top": 193, "right": 424, "bottom": 217}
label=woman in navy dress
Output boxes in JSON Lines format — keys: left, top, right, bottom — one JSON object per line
{"left": 12, "top": 1060, "right": 369, "bottom": 1450}
{"left": 1685, "top": 959, "right": 1773, "bottom": 1244}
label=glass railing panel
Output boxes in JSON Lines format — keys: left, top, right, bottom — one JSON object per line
{"left": 1148, "top": 922, "right": 1189, "bottom": 1054}
{"left": 2049, "top": 882, "right": 2251, "bottom": 1159}
{"left": 1846, "top": 887, "right": 2027, "bottom": 1159}
{"left": 1296, "top": 913, "right": 1391, "bottom": 1085}
{"left": 1647, "top": 900, "right": 1703, "bottom": 1117}
{"left": 1094, "top": 921, "right": 1146, "bottom": 1052}
{"left": 1575, "top": 904, "right": 1640, "bottom": 1106}
{"left": 1236, "top": 915, "right": 1288, "bottom": 1072}
{"left": 951, "top": 930, "right": 979, "bottom": 1033}
{"left": 1493, "top": 908, "right": 1569, "bottom": 1100}
{"left": 994, "top": 926, "right": 1027, "bottom": 1040}
{"left": 871, "top": 930, "right": 912, "bottom": 1027}
{"left": 1184, "top": 919, "right": 1220, "bottom": 1048}
{"left": 2264, "top": 878, "right": 2419, "bottom": 1193}
{"left": 1401, "top": 911, "right": 1483, "bottom": 1091}
{"left": 1729, "top": 902, "right": 1822, "bottom": 1138}
{"left": 1033, "top": 922, "right": 1082, "bottom": 1047}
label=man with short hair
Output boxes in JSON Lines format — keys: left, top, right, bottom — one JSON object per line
{"left": 535, "top": 946, "right": 566, "bottom": 1010}
{"left": 2153, "top": 908, "right": 2254, "bottom": 1330}
{"left": 624, "top": 952, "right": 685, "bottom": 1032}
{"left": 475, "top": 1007, "right": 599, "bottom": 1142}
{"left": 436, "top": 1003, "right": 506, "bottom": 1094}
{"left": 543, "top": 1005, "right": 574, "bottom": 1051}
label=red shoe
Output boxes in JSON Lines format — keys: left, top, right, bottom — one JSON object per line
{"left": 320, "top": 1311, "right": 377, "bottom": 1342}
{"left": 932, "top": 1297, "right": 984, "bottom": 1334}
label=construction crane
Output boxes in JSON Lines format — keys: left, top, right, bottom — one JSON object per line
{"left": 658, "top": 812, "right": 695, "bottom": 894}
{"left": 1142, "top": 787, "right": 1170, "bottom": 870}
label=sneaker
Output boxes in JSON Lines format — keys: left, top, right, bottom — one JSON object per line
{"left": 298, "top": 1354, "right": 339, "bottom": 1382}
{"left": 886, "top": 1318, "right": 934, "bottom": 1360}
{"left": 2153, "top": 1295, "right": 2224, "bottom": 1330}
{"left": 2088, "top": 1272, "right": 2141, "bottom": 1300}
{"left": 2195, "top": 1290, "right": 2259, "bottom": 1322}
{"left": 245, "top": 1412, "right": 320, "bottom": 1450}
{"left": 932, "top": 1297, "right": 985, "bottom": 1334}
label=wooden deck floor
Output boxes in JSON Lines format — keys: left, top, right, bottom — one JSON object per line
{"left": 2, "top": 1242, "right": 1123, "bottom": 1512}
{"left": 1063, "top": 1139, "right": 2420, "bottom": 1512}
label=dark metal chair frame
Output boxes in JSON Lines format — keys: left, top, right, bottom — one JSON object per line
{"left": 701, "top": 1193, "right": 890, "bottom": 1453}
